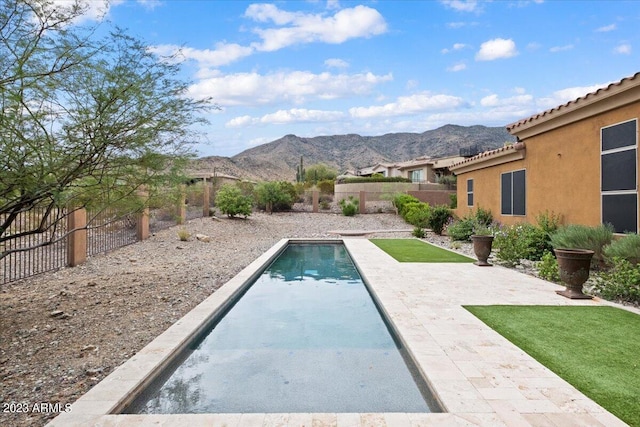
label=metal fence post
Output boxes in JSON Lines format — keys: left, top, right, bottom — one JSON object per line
{"left": 67, "top": 208, "right": 87, "bottom": 267}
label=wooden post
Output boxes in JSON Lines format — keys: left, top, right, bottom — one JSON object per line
{"left": 203, "top": 179, "right": 211, "bottom": 217}
{"left": 312, "top": 190, "right": 319, "bottom": 213}
{"left": 137, "top": 187, "right": 150, "bottom": 241}
{"left": 359, "top": 190, "right": 366, "bottom": 214}
{"left": 67, "top": 208, "right": 87, "bottom": 267}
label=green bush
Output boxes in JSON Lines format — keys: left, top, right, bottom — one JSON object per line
{"left": 550, "top": 223, "right": 614, "bottom": 266}
{"left": 494, "top": 223, "right": 551, "bottom": 266}
{"left": 392, "top": 194, "right": 421, "bottom": 216}
{"left": 449, "top": 193, "right": 457, "bottom": 209}
{"left": 604, "top": 234, "right": 640, "bottom": 265}
{"left": 475, "top": 206, "right": 493, "bottom": 227}
{"left": 317, "top": 179, "right": 335, "bottom": 195}
{"left": 538, "top": 251, "right": 560, "bottom": 282}
{"left": 339, "top": 196, "right": 359, "bottom": 216}
{"left": 215, "top": 184, "right": 253, "bottom": 218}
{"left": 428, "top": 205, "right": 451, "bottom": 235}
{"left": 447, "top": 217, "right": 475, "bottom": 241}
{"left": 255, "top": 181, "right": 293, "bottom": 213}
{"left": 412, "top": 227, "right": 425, "bottom": 238}
{"left": 536, "top": 210, "right": 562, "bottom": 235}
{"left": 594, "top": 258, "right": 640, "bottom": 304}
{"left": 404, "top": 202, "right": 431, "bottom": 228}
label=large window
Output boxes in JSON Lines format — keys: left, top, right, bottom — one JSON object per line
{"left": 501, "top": 169, "right": 526, "bottom": 215}
{"left": 409, "top": 169, "right": 423, "bottom": 183}
{"left": 601, "top": 119, "right": 637, "bottom": 233}
{"left": 467, "top": 179, "right": 474, "bottom": 207}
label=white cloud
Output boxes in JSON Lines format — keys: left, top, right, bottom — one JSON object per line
{"left": 475, "top": 38, "right": 518, "bottom": 61}
{"left": 149, "top": 43, "right": 255, "bottom": 67}
{"left": 325, "top": 58, "right": 349, "bottom": 68}
{"left": 249, "top": 4, "right": 387, "bottom": 52}
{"left": 549, "top": 44, "right": 574, "bottom": 53}
{"left": 441, "top": 0, "right": 479, "bottom": 12}
{"left": 480, "top": 93, "right": 533, "bottom": 107}
{"left": 596, "top": 23, "right": 617, "bottom": 32}
{"left": 48, "top": 0, "right": 119, "bottom": 23}
{"left": 442, "top": 43, "right": 468, "bottom": 54}
{"left": 137, "top": 0, "right": 162, "bottom": 10}
{"left": 226, "top": 109, "right": 344, "bottom": 127}
{"left": 536, "top": 83, "right": 611, "bottom": 109}
{"left": 614, "top": 43, "right": 632, "bottom": 55}
{"left": 349, "top": 92, "right": 466, "bottom": 118}
{"left": 527, "top": 42, "right": 542, "bottom": 51}
{"left": 188, "top": 71, "right": 393, "bottom": 106}
{"left": 260, "top": 109, "right": 345, "bottom": 124}
{"left": 447, "top": 62, "right": 467, "bottom": 72}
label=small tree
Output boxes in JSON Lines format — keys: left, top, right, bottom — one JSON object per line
{"left": 255, "top": 181, "right": 293, "bottom": 213}
{"left": 215, "top": 185, "right": 253, "bottom": 218}
{"left": 304, "top": 163, "right": 338, "bottom": 185}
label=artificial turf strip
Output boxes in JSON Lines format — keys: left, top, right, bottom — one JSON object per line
{"left": 464, "top": 305, "right": 640, "bottom": 427}
{"left": 369, "top": 238, "right": 474, "bottom": 263}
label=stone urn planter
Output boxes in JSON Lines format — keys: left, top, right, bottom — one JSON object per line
{"left": 554, "top": 248, "right": 594, "bottom": 299}
{"left": 471, "top": 235, "right": 494, "bottom": 266}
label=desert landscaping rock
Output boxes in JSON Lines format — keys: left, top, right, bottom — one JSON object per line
{"left": 0, "top": 211, "right": 415, "bottom": 427}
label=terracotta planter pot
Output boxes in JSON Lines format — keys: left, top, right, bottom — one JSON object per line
{"left": 554, "top": 248, "right": 594, "bottom": 299}
{"left": 471, "top": 235, "right": 493, "bottom": 266}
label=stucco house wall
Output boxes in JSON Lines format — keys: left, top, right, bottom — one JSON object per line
{"left": 451, "top": 72, "right": 640, "bottom": 232}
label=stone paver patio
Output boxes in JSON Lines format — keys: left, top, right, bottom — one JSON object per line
{"left": 47, "top": 238, "right": 635, "bottom": 426}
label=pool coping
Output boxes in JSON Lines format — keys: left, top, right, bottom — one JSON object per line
{"left": 46, "top": 238, "right": 631, "bottom": 426}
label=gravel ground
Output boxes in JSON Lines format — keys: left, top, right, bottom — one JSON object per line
{"left": 0, "top": 210, "right": 422, "bottom": 427}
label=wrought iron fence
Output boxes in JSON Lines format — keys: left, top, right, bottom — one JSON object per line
{"left": 1, "top": 207, "right": 68, "bottom": 285}
{"left": 87, "top": 207, "right": 138, "bottom": 257}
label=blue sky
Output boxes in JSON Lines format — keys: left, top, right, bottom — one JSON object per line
{"left": 77, "top": 0, "right": 638, "bottom": 157}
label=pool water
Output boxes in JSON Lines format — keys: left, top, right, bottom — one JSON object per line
{"left": 126, "top": 243, "right": 439, "bottom": 414}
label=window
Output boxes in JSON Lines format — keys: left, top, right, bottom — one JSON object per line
{"left": 410, "top": 169, "right": 423, "bottom": 183}
{"left": 467, "top": 179, "right": 474, "bottom": 206}
{"left": 601, "top": 119, "right": 637, "bottom": 233}
{"left": 501, "top": 169, "right": 526, "bottom": 215}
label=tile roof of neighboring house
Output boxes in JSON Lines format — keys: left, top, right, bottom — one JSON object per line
{"left": 506, "top": 71, "right": 640, "bottom": 133}
{"left": 449, "top": 143, "right": 525, "bottom": 170}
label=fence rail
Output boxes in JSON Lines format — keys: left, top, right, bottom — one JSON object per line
{"left": 87, "top": 208, "right": 139, "bottom": 257}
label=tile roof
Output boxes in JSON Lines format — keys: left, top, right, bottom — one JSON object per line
{"left": 506, "top": 71, "right": 640, "bottom": 133}
{"left": 450, "top": 143, "right": 525, "bottom": 169}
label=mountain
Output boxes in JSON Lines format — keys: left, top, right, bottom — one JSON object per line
{"left": 190, "top": 124, "right": 516, "bottom": 181}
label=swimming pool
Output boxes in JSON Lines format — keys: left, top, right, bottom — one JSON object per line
{"left": 124, "top": 243, "right": 441, "bottom": 414}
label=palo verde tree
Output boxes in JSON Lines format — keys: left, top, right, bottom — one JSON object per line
{"left": 0, "top": 0, "right": 212, "bottom": 259}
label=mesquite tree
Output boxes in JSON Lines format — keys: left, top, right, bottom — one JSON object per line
{"left": 0, "top": 0, "right": 211, "bottom": 259}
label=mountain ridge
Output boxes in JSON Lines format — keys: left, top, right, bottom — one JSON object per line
{"left": 190, "top": 124, "right": 516, "bottom": 181}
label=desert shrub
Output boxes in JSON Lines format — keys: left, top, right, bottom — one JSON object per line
{"left": 449, "top": 193, "right": 457, "bottom": 209}
{"left": 594, "top": 258, "right": 640, "bottom": 304}
{"left": 339, "top": 196, "right": 359, "bottom": 216}
{"left": 550, "top": 223, "right": 614, "bottom": 266}
{"left": 475, "top": 206, "right": 493, "bottom": 227}
{"left": 255, "top": 181, "right": 294, "bottom": 213}
{"left": 494, "top": 223, "right": 550, "bottom": 266}
{"left": 215, "top": 184, "right": 253, "bottom": 218}
{"left": 404, "top": 202, "right": 431, "bottom": 228}
{"left": 536, "top": 210, "right": 562, "bottom": 234}
{"left": 317, "top": 179, "right": 335, "bottom": 195}
{"left": 447, "top": 217, "right": 475, "bottom": 241}
{"left": 177, "top": 228, "right": 191, "bottom": 241}
{"left": 538, "top": 251, "right": 560, "bottom": 282}
{"left": 412, "top": 227, "right": 425, "bottom": 238}
{"left": 428, "top": 205, "right": 452, "bottom": 235}
{"left": 392, "top": 194, "right": 421, "bottom": 216}
{"left": 604, "top": 233, "right": 640, "bottom": 265}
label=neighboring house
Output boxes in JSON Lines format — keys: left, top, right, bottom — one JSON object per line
{"left": 342, "top": 162, "right": 402, "bottom": 178}
{"left": 187, "top": 172, "right": 241, "bottom": 186}
{"left": 397, "top": 155, "right": 465, "bottom": 183}
{"left": 450, "top": 71, "right": 640, "bottom": 233}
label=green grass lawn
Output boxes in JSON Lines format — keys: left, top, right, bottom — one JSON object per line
{"left": 369, "top": 238, "right": 474, "bottom": 263}
{"left": 465, "top": 305, "right": 640, "bottom": 426}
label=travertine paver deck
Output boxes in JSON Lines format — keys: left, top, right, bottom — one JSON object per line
{"left": 47, "top": 238, "right": 636, "bottom": 426}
